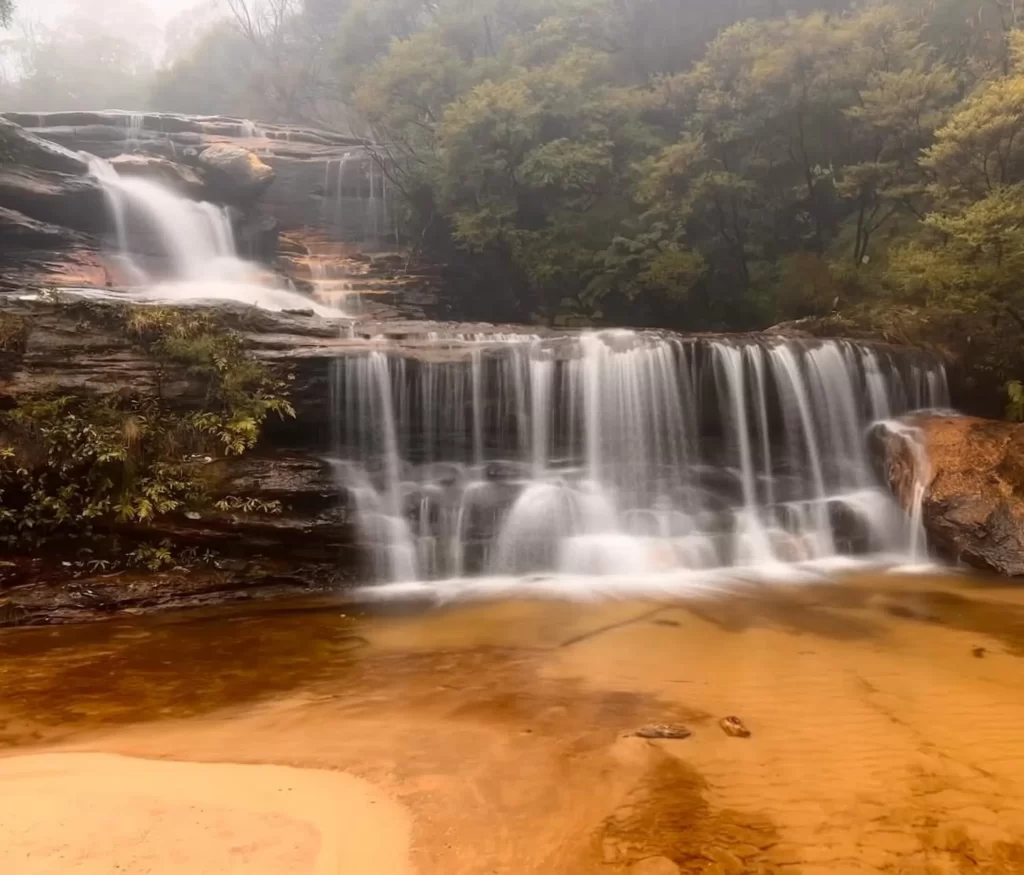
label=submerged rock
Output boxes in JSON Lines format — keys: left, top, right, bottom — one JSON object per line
{"left": 719, "top": 716, "right": 751, "bottom": 738}
{"left": 633, "top": 724, "right": 692, "bottom": 740}
{"left": 873, "top": 415, "right": 1024, "bottom": 576}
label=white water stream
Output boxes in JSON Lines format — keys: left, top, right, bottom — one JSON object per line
{"left": 331, "top": 332, "right": 950, "bottom": 597}
{"left": 87, "top": 156, "right": 340, "bottom": 315}
{"left": 65, "top": 150, "right": 951, "bottom": 599}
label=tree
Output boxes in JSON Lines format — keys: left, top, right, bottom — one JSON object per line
{"left": 151, "top": 22, "right": 266, "bottom": 117}
{"left": 921, "top": 32, "right": 1024, "bottom": 198}
{"left": 152, "top": 0, "right": 354, "bottom": 127}
{"left": 881, "top": 32, "right": 1024, "bottom": 400}
{"left": 0, "top": 0, "right": 159, "bottom": 111}
{"left": 0, "top": 21, "right": 154, "bottom": 111}
{"left": 342, "top": 1, "right": 975, "bottom": 326}
{"left": 836, "top": 6, "right": 958, "bottom": 266}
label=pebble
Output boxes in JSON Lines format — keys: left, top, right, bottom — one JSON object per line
{"left": 719, "top": 716, "right": 751, "bottom": 738}
{"left": 634, "top": 723, "right": 691, "bottom": 740}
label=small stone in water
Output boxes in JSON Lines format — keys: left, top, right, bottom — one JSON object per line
{"left": 972, "top": 646, "right": 986, "bottom": 658}
{"left": 719, "top": 716, "right": 751, "bottom": 738}
{"left": 634, "top": 723, "right": 691, "bottom": 740}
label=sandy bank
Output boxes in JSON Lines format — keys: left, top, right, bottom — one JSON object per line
{"left": 0, "top": 753, "right": 412, "bottom": 875}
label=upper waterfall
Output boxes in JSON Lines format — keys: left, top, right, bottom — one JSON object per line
{"left": 86, "top": 156, "right": 341, "bottom": 315}
{"left": 330, "top": 331, "right": 949, "bottom": 594}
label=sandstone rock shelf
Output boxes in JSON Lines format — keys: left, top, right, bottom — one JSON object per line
{"left": 873, "top": 414, "right": 1024, "bottom": 576}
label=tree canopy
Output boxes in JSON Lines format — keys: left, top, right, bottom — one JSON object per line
{"left": 6, "top": 0, "right": 1024, "bottom": 406}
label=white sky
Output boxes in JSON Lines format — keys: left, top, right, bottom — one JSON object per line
{"left": 15, "top": 0, "right": 210, "bottom": 26}
{"left": 8, "top": 0, "right": 230, "bottom": 63}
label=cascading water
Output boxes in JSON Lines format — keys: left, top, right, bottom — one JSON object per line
{"left": 322, "top": 153, "right": 352, "bottom": 232}
{"left": 330, "top": 331, "right": 949, "bottom": 594}
{"left": 87, "top": 156, "right": 340, "bottom": 315}
{"left": 123, "top": 112, "right": 146, "bottom": 152}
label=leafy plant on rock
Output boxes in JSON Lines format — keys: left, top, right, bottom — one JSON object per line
{"left": 0, "top": 305, "right": 293, "bottom": 548}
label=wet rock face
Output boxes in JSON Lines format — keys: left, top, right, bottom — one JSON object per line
{"left": 0, "top": 119, "right": 110, "bottom": 290}
{"left": 0, "top": 117, "right": 90, "bottom": 176}
{"left": 0, "top": 207, "right": 91, "bottom": 250}
{"left": 0, "top": 165, "right": 106, "bottom": 233}
{"left": 873, "top": 415, "right": 1024, "bottom": 576}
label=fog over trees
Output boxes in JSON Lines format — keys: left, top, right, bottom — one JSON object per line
{"left": 4, "top": 0, "right": 1024, "bottom": 402}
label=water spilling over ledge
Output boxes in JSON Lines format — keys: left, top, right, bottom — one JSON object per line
{"left": 84, "top": 157, "right": 343, "bottom": 316}
{"left": 329, "top": 330, "right": 949, "bottom": 592}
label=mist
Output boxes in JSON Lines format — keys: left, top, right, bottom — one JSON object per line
{"left": 0, "top": 0, "right": 1014, "bottom": 129}
{"left": 0, "top": 0, "right": 228, "bottom": 112}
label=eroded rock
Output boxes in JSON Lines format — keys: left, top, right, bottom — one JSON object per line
{"left": 872, "top": 415, "right": 1024, "bottom": 576}
{"left": 197, "top": 144, "right": 275, "bottom": 203}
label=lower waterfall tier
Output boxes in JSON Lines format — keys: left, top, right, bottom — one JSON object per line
{"left": 328, "top": 330, "right": 949, "bottom": 583}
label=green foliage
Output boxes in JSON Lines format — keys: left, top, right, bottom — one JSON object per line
{"left": 10, "top": 0, "right": 1024, "bottom": 406}
{"left": 0, "top": 306, "right": 293, "bottom": 546}
{"left": 336, "top": 0, "right": 1024, "bottom": 389}
{"left": 126, "top": 540, "right": 177, "bottom": 572}
{"left": 124, "top": 308, "right": 295, "bottom": 455}
{"left": 214, "top": 496, "right": 282, "bottom": 514}
{"left": 343, "top": 0, "right": 980, "bottom": 327}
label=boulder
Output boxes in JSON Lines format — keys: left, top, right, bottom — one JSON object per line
{"left": 197, "top": 143, "right": 275, "bottom": 203}
{"left": 109, "top": 154, "right": 206, "bottom": 198}
{"left": 872, "top": 415, "right": 1024, "bottom": 576}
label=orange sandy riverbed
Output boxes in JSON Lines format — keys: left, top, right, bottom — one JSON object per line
{"left": 2, "top": 572, "right": 1024, "bottom": 874}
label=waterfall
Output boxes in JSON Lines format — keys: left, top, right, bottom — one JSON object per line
{"left": 330, "top": 331, "right": 949, "bottom": 587}
{"left": 322, "top": 153, "right": 352, "bottom": 233}
{"left": 123, "top": 112, "right": 146, "bottom": 152}
{"left": 872, "top": 420, "right": 932, "bottom": 564}
{"left": 87, "top": 156, "right": 340, "bottom": 315}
